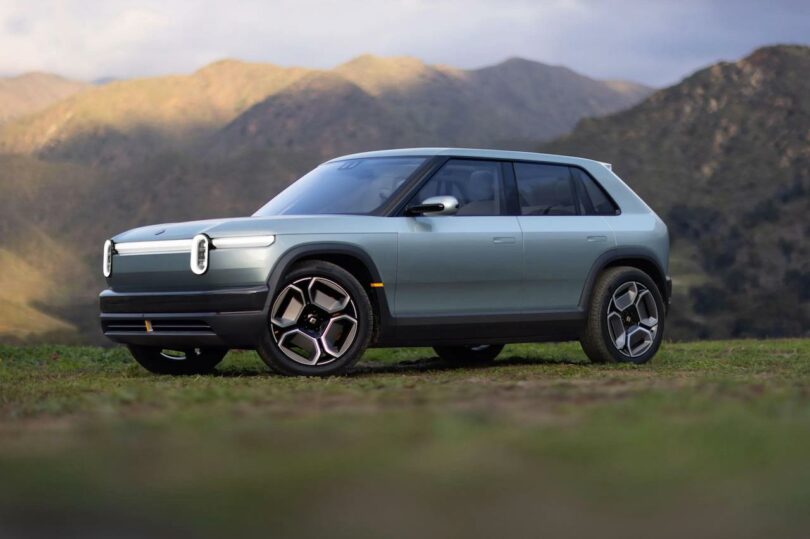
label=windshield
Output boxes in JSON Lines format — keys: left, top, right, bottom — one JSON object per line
{"left": 254, "top": 157, "right": 426, "bottom": 216}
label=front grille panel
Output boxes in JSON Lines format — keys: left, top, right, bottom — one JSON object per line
{"left": 151, "top": 319, "right": 212, "bottom": 332}
{"left": 103, "top": 319, "right": 213, "bottom": 334}
{"left": 103, "top": 321, "right": 146, "bottom": 332}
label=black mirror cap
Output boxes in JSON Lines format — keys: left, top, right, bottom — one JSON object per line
{"left": 405, "top": 203, "right": 445, "bottom": 216}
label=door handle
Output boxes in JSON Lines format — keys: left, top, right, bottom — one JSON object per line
{"left": 492, "top": 236, "right": 517, "bottom": 244}
{"left": 587, "top": 235, "right": 607, "bottom": 242}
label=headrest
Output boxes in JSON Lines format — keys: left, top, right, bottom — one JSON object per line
{"left": 467, "top": 170, "right": 495, "bottom": 201}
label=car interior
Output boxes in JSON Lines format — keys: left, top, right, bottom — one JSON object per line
{"left": 515, "top": 163, "right": 577, "bottom": 216}
{"left": 414, "top": 160, "right": 503, "bottom": 216}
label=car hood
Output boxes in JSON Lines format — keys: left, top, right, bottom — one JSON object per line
{"left": 111, "top": 215, "right": 389, "bottom": 243}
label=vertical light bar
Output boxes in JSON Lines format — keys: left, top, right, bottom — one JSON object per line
{"left": 103, "top": 239, "right": 114, "bottom": 277}
{"left": 190, "top": 234, "right": 209, "bottom": 275}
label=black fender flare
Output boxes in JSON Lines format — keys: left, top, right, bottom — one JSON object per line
{"left": 262, "top": 242, "right": 394, "bottom": 334}
{"left": 578, "top": 247, "right": 669, "bottom": 310}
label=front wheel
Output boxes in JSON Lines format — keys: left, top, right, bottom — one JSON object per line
{"left": 257, "top": 260, "right": 373, "bottom": 376}
{"left": 128, "top": 346, "right": 227, "bottom": 375}
{"left": 580, "top": 266, "right": 665, "bottom": 364}
{"left": 434, "top": 344, "right": 504, "bottom": 364}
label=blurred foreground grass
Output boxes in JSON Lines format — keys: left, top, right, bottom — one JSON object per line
{"left": 1, "top": 340, "right": 809, "bottom": 538}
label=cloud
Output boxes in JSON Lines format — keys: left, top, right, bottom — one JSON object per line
{"left": 0, "top": 0, "right": 807, "bottom": 85}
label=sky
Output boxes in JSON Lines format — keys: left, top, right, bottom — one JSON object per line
{"left": 0, "top": 0, "right": 808, "bottom": 86}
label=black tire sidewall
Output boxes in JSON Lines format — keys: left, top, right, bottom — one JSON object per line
{"left": 434, "top": 344, "right": 504, "bottom": 363}
{"left": 258, "top": 261, "right": 373, "bottom": 376}
{"left": 128, "top": 345, "right": 227, "bottom": 375}
{"left": 596, "top": 268, "right": 665, "bottom": 364}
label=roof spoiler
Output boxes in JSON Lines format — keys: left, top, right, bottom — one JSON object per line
{"left": 600, "top": 162, "right": 613, "bottom": 170}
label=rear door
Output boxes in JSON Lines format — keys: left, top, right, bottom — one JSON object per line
{"left": 394, "top": 159, "right": 523, "bottom": 316}
{"left": 513, "top": 162, "right": 617, "bottom": 311}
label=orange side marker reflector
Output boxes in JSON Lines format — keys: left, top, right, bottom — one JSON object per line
{"left": 145, "top": 320, "right": 153, "bottom": 332}
{"left": 370, "top": 282, "right": 384, "bottom": 288}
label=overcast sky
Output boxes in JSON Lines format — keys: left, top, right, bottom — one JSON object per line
{"left": 1, "top": 0, "right": 807, "bottom": 86}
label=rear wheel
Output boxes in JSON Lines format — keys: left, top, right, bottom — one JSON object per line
{"left": 258, "top": 260, "right": 373, "bottom": 376}
{"left": 128, "top": 346, "right": 227, "bottom": 375}
{"left": 434, "top": 344, "right": 504, "bottom": 364}
{"left": 580, "top": 266, "right": 664, "bottom": 364}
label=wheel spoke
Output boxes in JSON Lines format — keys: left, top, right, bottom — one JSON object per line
{"left": 277, "top": 329, "right": 322, "bottom": 365}
{"left": 634, "top": 289, "right": 659, "bottom": 329}
{"left": 308, "top": 278, "right": 351, "bottom": 314}
{"left": 607, "top": 311, "right": 627, "bottom": 351}
{"left": 270, "top": 284, "right": 307, "bottom": 328}
{"left": 626, "top": 326, "right": 654, "bottom": 357}
{"left": 612, "top": 282, "right": 638, "bottom": 311}
{"left": 320, "top": 315, "right": 358, "bottom": 358}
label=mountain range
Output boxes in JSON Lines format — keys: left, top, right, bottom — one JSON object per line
{"left": 0, "top": 47, "right": 806, "bottom": 342}
{"left": 0, "top": 55, "right": 649, "bottom": 167}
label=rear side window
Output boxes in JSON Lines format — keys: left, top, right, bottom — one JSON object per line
{"left": 572, "top": 168, "right": 619, "bottom": 215}
{"left": 514, "top": 163, "right": 576, "bottom": 216}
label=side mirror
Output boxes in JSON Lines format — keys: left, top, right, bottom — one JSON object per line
{"left": 405, "top": 195, "right": 459, "bottom": 217}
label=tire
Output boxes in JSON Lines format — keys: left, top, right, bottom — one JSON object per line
{"left": 258, "top": 260, "right": 373, "bottom": 376}
{"left": 434, "top": 344, "right": 504, "bottom": 364}
{"left": 580, "top": 266, "right": 665, "bottom": 364}
{"left": 128, "top": 345, "right": 227, "bottom": 375}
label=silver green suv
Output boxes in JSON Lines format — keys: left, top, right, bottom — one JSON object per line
{"left": 100, "top": 148, "right": 671, "bottom": 376}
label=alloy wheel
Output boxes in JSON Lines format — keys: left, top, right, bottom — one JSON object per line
{"left": 270, "top": 277, "right": 359, "bottom": 366}
{"left": 606, "top": 281, "right": 659, "bottom": 358}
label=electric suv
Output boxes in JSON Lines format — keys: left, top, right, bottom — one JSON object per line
{"left": 99, "top": 148, "right": 671, "bottom": 376}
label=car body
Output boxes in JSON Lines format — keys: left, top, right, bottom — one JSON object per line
{"left": 100, "top": 148, "right": 671, "bottom": 375}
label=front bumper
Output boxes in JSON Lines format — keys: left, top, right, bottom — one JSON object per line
{"left": 99, "top": 286, "right": 269, "bottom": 348}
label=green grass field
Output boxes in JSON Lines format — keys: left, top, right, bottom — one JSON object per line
{"left": 1, "top": 340, "right": 809, "bottom": 538}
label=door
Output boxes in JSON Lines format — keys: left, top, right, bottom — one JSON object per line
{"left": 513, "top": 162, "right": 617, "bottom": 310}
{"left": 394, "top": 159, "right": 523, "bottom": 316}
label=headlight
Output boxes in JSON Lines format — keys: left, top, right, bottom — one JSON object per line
{"left": 211, "top": 235, "right": 275, "bottom": 249}
{"left": 102, "top": 239, "right": 114, "bottom": 277}
{"left": 190, "top": 234, "right": 210, "bottom": 275}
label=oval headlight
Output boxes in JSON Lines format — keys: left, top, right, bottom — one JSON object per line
{"left": 102, "top": 239, "right": 114, "bottom": 277}
{"left": 190, "top": 234, "right": 209, "bottom": 275}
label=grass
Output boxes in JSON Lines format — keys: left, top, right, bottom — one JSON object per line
{"left": 1, "top": 339, "right": 809, "bottom": 538}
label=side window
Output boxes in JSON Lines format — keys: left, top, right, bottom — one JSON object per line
{"left": 514, "top": 162, "right": 576, "bottom": 216}
{"left": 411, "top": 159, "right": 505, "bottom": 216}
{"left": 571, "top": 168, "right": 619, "bottom": 215}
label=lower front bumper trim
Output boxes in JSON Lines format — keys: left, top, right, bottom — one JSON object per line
{"left": 100, "top": 311, "right": 267, "bottom": 349}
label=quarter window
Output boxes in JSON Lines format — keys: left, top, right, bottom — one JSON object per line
{"left": 572, "top": 168, "right": 619, "bottom": 215}
{"left": 514, "top": 163, "right": 576, "bottom": 216}
{"left": 411, "top": 159, "right": 505, "bottom": 216}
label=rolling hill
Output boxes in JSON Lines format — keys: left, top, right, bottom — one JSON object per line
{"left": 0, "top": 60, "right": 310, "bottom": 168}
{"left": 0, "top": 73, "right": 87, "bottom": 124}
{"left": 543, "top": 45, "right": 810, "bottom": 338}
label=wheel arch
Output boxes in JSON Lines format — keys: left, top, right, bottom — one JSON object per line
{"left": 579, "top": 248, "right": 669, "bottom": 311}
{"left": 264, "top": 242, "right": 392, "bottom": 342}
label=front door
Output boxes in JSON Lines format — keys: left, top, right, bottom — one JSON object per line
{"left": 394, "top": 159, "right": 523, "bottom": 317}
